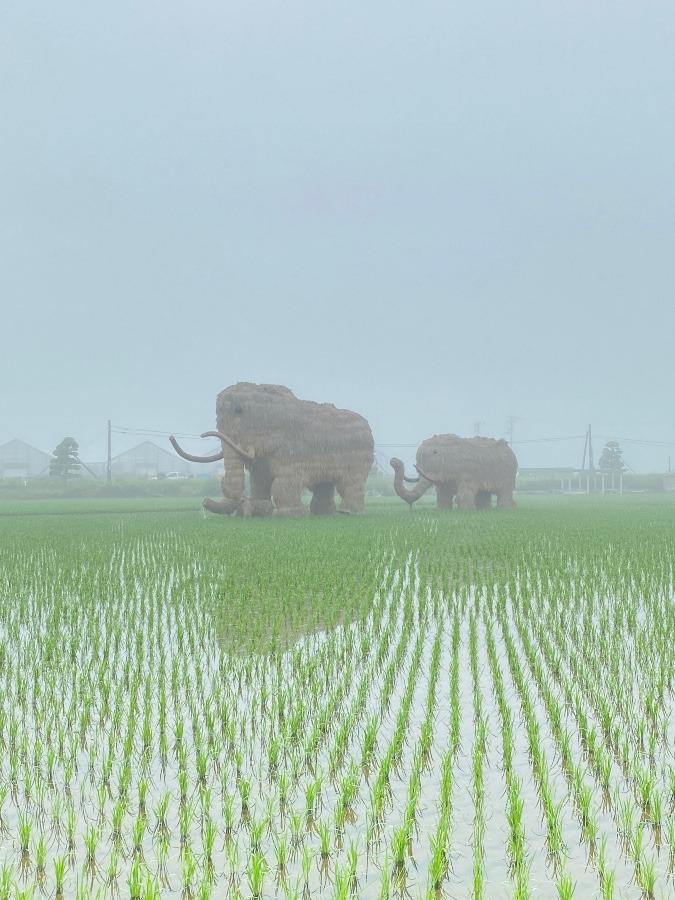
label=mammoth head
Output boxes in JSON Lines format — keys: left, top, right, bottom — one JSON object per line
{"left": 413, "top": 434, "right": 459, "bottom": 484}
{"left": 215, "top": 383, "right": 299, "bottom": 445}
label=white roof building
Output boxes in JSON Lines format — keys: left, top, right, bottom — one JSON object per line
{"left": 0, "top": 439, "right": 52, "bottom": 479}
{"left": 109, "top": 441, "right": 222, "bottom": 478}
{"left": 112, "top": 441, "right": 192, "bottom": 478}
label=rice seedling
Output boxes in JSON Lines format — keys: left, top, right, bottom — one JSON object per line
{"left": 638, "top": 854, "right": 658, "bottom": 899}
{"left": 181, "top": 845, "right": 198, "bottom": 894}
{"left": 152, "top": 791, "right": 171, "bottom": 836}
{"left": 556, "top": 871, "right": 576, "bottom": 897}
{"left": 179, "top": 801, "right": 195, "bottom": 849}
{"left": 305, "top": 775, "right": 323, "bottom": 820}
{"left": 127, "top": 855, "right": 144, "bottom": 900}
{"left": 390, "top": 824, "right": 409, "bottom": 872}
{"left": 0, "top": 864, "right": 14, "bottom": 900}
{"left": 289, "top": 808, "right": 305, "bottom": 847}
{"left": 544, "top": 796, "right": 566, "bottom": 860}
{"left": 225, "top": 834, "right": 241, "bottom": 887}
{"left": 317, "top": 820, "right": 331, "bottom": 859}
{"left": 649, "top": 787, "right": 663, "bottom": 831}
{"left": 632, "top": 821, "right": 645, "bottom": 865}
{"left": 52, "top": 854, "right": 67, "bottom": 896}
{"left": 248, "top": 814, "right": 267, "bottom": 853}
{"left": 202, "top": 815, "right": 217, "bottom": 864}
{"left": 428, "top": 820, "right": 448, "bottom": 892}
{"left": 14, "top": 818, "right": 31, "bottom": 868}
{"left": 274, "top": 831, "right": 289, "bottom": 876}
{"left": 361, "top": 715, "right": 378, "bottom": 766}
{"left": 332, "top": 864, "right": 351, "bottom": 900}
{"left": 238, "top": 778, "right": 251, "bottom": 817}
{"left": 83, "top": 823, "right": 100, "bottom": 871}
{"left": 105, "top": 847, "right": 121, "bottom": 887}
{"left": 301, "top": 845, "right": 312, "bottom": 894}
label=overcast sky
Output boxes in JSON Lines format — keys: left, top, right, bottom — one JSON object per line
{"left": 2, "top": 0, "right": 674, "bottom": 473}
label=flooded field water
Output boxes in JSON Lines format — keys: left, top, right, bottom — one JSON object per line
{"left": 0, "top": 496, "right": 673, "bottom": 898}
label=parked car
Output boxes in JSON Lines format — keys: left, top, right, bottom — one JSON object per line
{"left": 165, "top": 472, "right": 189, "bottom": 479}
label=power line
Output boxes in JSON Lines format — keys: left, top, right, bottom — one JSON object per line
{"left": 596, "top": 435, "right": 675, "bottom": 447}
{"left": 377, "top": 435, "right": 587, "bottom": 447}
{"left": 511, "top": 436, "right": 585, "bottom": 444}
{"left": 112, "top": 426, "right": 206, "bottom": 439}
{"left": 110, "top": 425, "right": 675, "bottom": 450}
{"left": 79, "top": 428, "right": 108, "bottom": 452}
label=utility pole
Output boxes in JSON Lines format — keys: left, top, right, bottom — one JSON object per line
{"left": 581, "top": 431, "right": 587, "bottom": 470}
{"left": 505, "top": 414, "right": 520, "bottom": 445}
{"left": 587, "top": 424, "right": 594, "bottom": 471}
{"left": 581, "top": 424, "right": 594, "bottom": 494}
{"left": 107, "top": 420, "right": 112, "bottom": 483}
{"left": 581, "top": 424, "right": 594, "bottom": 469}
{"left": 474, "top": 420, "right": 486, "bottom": 437}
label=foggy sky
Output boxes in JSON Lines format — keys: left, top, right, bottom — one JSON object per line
{"left": 2, "top": 0, "right": 674, "bottom": 473}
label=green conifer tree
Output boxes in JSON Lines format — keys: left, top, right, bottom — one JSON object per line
{"left": 49, "top": 437, "right": 82, "bottom": 481}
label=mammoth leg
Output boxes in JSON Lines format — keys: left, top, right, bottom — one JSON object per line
{"left": 203, "top": 446, "right": 244, "bottom": 516}
{"left": 310, "top": 482, "right": 337, "bottom": 516}
{"left": 475, "top": 490, "right": 493, "bottom": 510}
{"left": 497, "top": 490, "right": 517, "bottom": 509}
{"left": 250, "top": 474, "right": 274, "bottom": 517}
{"left": 456, "top": 484, "right": 477, "bottom": 511}
{"left": 335, "top": 474, "right": 366, "bottom": 515}
{"left": 271, "top": 477, "right": 308, "bottom": 518}
{"left": 436, "top": 483, "right": 455, "bottom": 510}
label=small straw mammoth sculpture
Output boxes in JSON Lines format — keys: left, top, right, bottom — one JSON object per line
{"left": 391, "top": 434, "right": 517, "bottom": 510}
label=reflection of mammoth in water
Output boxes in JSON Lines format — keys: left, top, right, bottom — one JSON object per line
{"left": 170, "top": 383, "right": 374, "bottom": 518}
{"left": 391, "top": 434, "right": 517, "bottom": 510}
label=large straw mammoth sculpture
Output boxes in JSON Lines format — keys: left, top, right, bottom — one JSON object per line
{"left": 391, "top": 434, "right": 517, "bottom": 510}
{"left": 170, "top": 383, "right": 374, "bottom": 518}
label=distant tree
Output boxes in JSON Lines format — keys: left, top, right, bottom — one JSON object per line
{"left": 50, "top": 437, "right": 82, "bottom": 481}
{"left": 598, "top": 441, "right": 625, "bottom": 472}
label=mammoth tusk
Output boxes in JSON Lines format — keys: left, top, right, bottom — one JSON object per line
{"left": 201, "top": 430, "right": 255, "bottom": 462}
{"left": 169, "top": 435, "right": 224, "bottom": 464}
{"left": 402, "top": 474, "right": 420, "bottom": 483}
{"left": 414, "top": 464, "right": 438, "bottom": 484}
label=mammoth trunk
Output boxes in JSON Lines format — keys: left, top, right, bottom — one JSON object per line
{"left": 203, "top": 445, "right": 245, "bottom": 516}
{"left": 390, "top": 458, "right": 431, "bottom": 506}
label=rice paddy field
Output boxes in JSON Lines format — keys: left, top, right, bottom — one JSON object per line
{"left": 0, "top": 494, "right": 674, "bottom": 899}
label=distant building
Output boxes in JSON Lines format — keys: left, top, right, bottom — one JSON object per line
{"left": 0, "top": 438, "right": 222, "bottom": 481}
{"left": 79, "top": 461, "right": 106, "bottom": 480}
{"left": 108, "top": 440, "right": 222, "bottom": 478}
{"left": 111, "top": 441, "right": 192, "bottom": 478}
{"left": 0, "top": 439, "right": 52, "bottom": 479}
{"left": 517, "top": 467, "right": 625, "bottom": 493}
{"left": 516, "top": 467, "right": 577, "bottom": 492}
{"left": 664, "top": 472, "right": 675, "bottom": 493}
